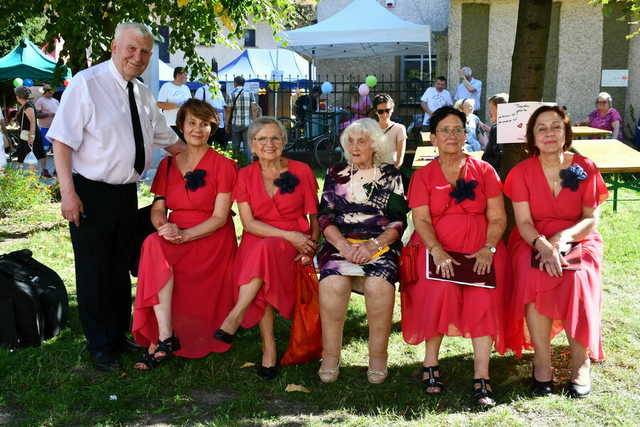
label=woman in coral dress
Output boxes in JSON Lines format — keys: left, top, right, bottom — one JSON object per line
{"left": 401, "top": 106, "right": 508, "bottom": 406}
{"left": 132, "top": 99, "right": 237, "bottom": 368}
{"left": 504, "top": 105, "right": 608, "bottom": 398}
{"left": 214, "top": 117, "right": 320, "bottom": 380}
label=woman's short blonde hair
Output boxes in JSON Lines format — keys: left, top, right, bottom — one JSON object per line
{"left": 340, "top": 118, "right": 393, "bottom": 166}
{"left": 454, "top": 98, "right": 475, "bottom": 112}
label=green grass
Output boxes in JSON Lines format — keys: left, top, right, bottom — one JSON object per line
{"left": 0, "top": 186, "right": 638, "bottom": 426}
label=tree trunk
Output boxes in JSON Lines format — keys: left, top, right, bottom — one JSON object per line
{"left": 501, "top": 0, "right": 553, "bottom": 178}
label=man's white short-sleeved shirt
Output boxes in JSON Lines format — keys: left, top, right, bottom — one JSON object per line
{"left": 420, "top": 87, "right": 453, "bottom": 125}
{"left": 157, "top": 81, "right": 192, "bottom": 126}
{"left": 47, "top": 60, "right": 178, "bottom": 185}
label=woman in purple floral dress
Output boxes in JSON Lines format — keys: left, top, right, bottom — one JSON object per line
{"left": 316, "top": 118, "right": 408, "bottom": 385}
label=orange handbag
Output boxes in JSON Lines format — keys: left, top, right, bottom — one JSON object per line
{"left": 280, "top": 263, "right": 323, "bottom": 366}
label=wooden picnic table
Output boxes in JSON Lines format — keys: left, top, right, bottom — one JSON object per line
{"left": 571, "top": 126, "right": 611, "bottom": 139}
{"left": 571, "top": 139, "right": 640, "bottom": 211}
{"left": 412, "top": 146, "right": 483, "bottom": 169}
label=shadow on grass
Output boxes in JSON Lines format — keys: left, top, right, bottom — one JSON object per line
{"left": 0, "top": 299, "right": 582, "bottom": 426}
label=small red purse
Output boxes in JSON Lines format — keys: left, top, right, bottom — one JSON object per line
{"left": 399, "top": 244, "right": 420, "bottom": 289}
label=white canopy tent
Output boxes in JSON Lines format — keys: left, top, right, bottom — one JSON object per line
{"left": 218, "top": 48, "right": 312, "bottom": 81}
{"left": 281, "top": 0, "right": 432, "bottom": 75}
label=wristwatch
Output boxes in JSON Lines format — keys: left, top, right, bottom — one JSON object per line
{"left": 484, "top": 244, "right": 497, "bottom": 254}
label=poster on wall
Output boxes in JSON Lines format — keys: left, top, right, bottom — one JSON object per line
{"left": 601, "top": 69, "right": 629, "bottom": 87}
{"left": 497, "top": 101, "right": 556, "bottom": 144}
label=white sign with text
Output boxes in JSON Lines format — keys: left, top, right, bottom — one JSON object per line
{"left": 497, "top": 101, "right": 556, "bottom": 144}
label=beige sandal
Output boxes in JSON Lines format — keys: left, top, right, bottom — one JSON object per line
{"left": 318, "top": 360, "right": 341, "bottom": 383}
{"left": 367, "top": 367, "right": 388, "bottom": 384}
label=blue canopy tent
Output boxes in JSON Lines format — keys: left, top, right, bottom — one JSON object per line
{"left": 0, "top": 39, "right": 72, "bottom": 83}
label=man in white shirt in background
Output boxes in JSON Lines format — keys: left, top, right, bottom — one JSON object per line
{"left": 49, "top": 22, "right": 183, "bottom": 373}
{"left": 454, "top": 66, "right": 482, "bottom": 113}
{"left": 157, "top": 66, "right": 192, "bottom": 135}
{"left": 35, "top": 83, "right": 59, "bottom": 152}
{"left": 420, "top": 76, "right": 453, "bottom": 127}
{"left": 194, "top": 80, "right": 227, "bottom": 146}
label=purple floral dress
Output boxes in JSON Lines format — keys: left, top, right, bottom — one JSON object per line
{"left": 317, "top": 163, "right": 408, "bottom": 285}
{"left": 587, "top": 108, "right": 623, "bottom": 140}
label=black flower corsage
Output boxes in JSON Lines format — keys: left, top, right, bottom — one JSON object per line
{"left": 184, "top": 169, "right": 206, "bottom": 191}
{"left": 274, "top": 171, "right": 300, "bottom": 194}
{"left": 559, "top": 164, "right": 587, "bottom": 192}
{"left": 449, "top": 179, "right": 478, "bottom": 203}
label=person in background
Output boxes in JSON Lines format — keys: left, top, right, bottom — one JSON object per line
{"left": 576, "top": 92, "right": 623, "bottom": 141}
{"left": 454, "top": 98, "right": 486, "bottom": 152}
{"left": 482, "top": 93, "right": 509, "bottom": 175}
{"left": 225, "top": 76, "right": 258, "bottom": 164}
{"left": 15, "top": 86, "right": 49, "bottom": 176}
{"left": 420, "top": 76, "right": 453, "bottom": 128}
{"left": 157, "top": 66, "right": 192, "bottom": 135}
{"left": 0, "top": 108, "right": 7, "bottom": 172}
{"left": 455, "top": 67, "right": 482, "bottom": 113}
{"left": 48, "top": 22, "right": 184, "bottom": 372}
{"left": 35, "top": 83, "right": 60, "bottom": 152}
{"left": 294, "top": 86, "right": 321, "bottom": 124}
{"left": 194, "top": 80, "right": 228, "bottom": 147}
{"left": 340, "top": 90, "right": 372, "bottom": 130}
{"left": 373, "top": 93, "right": 407, "bottom": 169}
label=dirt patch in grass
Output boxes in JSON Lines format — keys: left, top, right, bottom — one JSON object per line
{"left": 189, "top": 389, "right": 236, "bottom": 406}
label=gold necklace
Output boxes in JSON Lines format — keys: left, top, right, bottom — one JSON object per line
{"left": 349, "top": 163, "right": 378, "bottom": 203}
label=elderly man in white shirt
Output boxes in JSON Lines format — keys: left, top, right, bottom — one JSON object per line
{"left": 49, "top": 22, "right": 183, "bottom": 373}
{"left": 454, "top": 66, "right": 482, "bottom": 113}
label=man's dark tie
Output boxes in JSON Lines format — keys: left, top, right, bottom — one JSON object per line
{"left": 127, "top": 81, "right": 145, "bottom": 175}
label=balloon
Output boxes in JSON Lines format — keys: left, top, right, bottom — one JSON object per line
{"left": 23, "top": 78, "right": 34, "bottom": 87}
{"left": 63, "top": 79, "right": 71, "bottom": 87}
{"left": 13, "top": 78, "right": 23, "bottom": 87}
{"left": 358, "top": 83, "right": 369, "bottom": 96}
{"left": 320, "top": 81, "right": 333, "bottom": 95}
{"left": 365, "top": 75, "right": 377, "bottom": 87}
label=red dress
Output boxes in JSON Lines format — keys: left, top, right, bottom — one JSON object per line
{"left": 401, "top": 156, "right": 509, "bottom": 353}
{"left": 132, "top": 149, "right": 238, "bottom": 358}
{"left": 503, "top": 154, "right": 608, "bottom": 360}
{"left": 233, "top": 160, "right": 319, "bottom": 328}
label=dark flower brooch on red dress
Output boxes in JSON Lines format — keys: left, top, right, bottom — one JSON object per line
{"left": 184, "top": 169, "right": 206, "bottom": 191}
{"left": 450, "top": 178, "right": 478, "bottom": 203}
{"left": 559, "top": 164, "right": 587, "bottom": 191}
{"left": 274, "top": 171, "right": 300, "bottom": 194}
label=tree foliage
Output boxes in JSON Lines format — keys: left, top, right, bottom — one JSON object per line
{"left": 595, "top": 0, "right": 640, "bottom": 37}
{"left": 0, "top": 0, "right": 300, "bottom": 84}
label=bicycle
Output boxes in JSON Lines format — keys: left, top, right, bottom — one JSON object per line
{"left": 277, "top": 115, "right": 344, "bottom": 169}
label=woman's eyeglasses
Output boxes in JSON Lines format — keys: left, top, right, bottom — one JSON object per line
{"left": 255, "top": 136, "right": 282, "bottom": 145}
{"left": 435, "top": 127, "right": 465, "bottom": 135}
{"left": 376, "top": 108, "right": 392, "bottom": 115}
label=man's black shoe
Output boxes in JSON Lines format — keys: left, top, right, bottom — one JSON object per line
{"left": 91, "top": 352, "right": 120, "bottom": 372}
{"left": 114, "top": 337, "right": 144, "bottom": 354}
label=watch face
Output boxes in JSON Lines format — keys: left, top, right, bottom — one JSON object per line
{"left": 486, "top": 245, "right": 496, "bottom": 253}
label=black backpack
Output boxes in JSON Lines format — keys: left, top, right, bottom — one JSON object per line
{"left": 0, "top": 249, "right": 69, "bottom": 349}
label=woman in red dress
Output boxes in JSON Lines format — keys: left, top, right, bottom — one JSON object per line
{"left": 504, "top": 105, "right": 608, "bottom": 398}
{"left": 132, "top": 99, "right": 237, "bottom": 368}
{"left": 214, "top": 117, "right": 320, "bottom": 380}
{"left": 401, "top": 106, "right": 508, "bottom": 406}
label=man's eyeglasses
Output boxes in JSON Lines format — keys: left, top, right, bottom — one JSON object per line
{"left": 435, "top": 127, "right": 465, "bottom": 135}
{"left": 376, "top": 108, "right": 392, "bottom": 115}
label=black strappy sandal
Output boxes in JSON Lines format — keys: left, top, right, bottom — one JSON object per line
{"left": 472, "top": 378, "right": 496, "bottom": 407}
{"left": 134, "top": 335, "right": 181, "bottom": 371}
{"left": 422, "top": 366, "right": 444, "bottom": 395}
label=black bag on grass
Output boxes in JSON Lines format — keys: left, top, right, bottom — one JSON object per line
{"left": 0, "top": 249, "right": 69, "bottom": 349}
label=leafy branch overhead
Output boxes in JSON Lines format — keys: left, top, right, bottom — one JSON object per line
{"left": 0, "top": 0, "right": 299, "bottom": 84}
